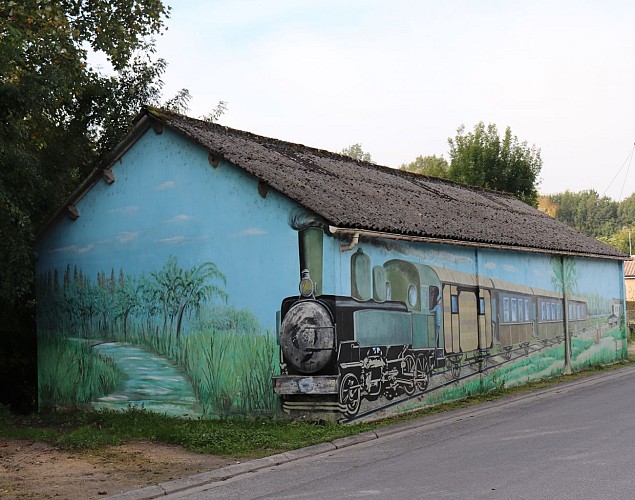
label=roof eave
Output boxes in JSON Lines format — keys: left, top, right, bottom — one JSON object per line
{"left": 35, "top": 113, "right": 155, "bottom": 243}
{"left": 328, "top": 226, "right": 627, "bottom": 261}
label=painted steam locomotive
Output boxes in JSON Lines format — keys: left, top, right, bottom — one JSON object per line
{"left": 272, "top": 228, "right": 588, "bottom": 419}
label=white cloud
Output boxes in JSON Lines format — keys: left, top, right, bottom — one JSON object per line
{"left": 157, "top": 235, "right": 209, "bottom": 245}
{"left": 164, "top": 214, "right": 196, "bottom": 224}
{"left": 155, "top": 181, "right": 176, "bottom": 191}
{"left": 116, "top": 232, "right": 139, "bottom": 243}
{"left": 108, "top": 206, "right": 139, "bottom": 215}
{"left": 484, "top": 262, "right": 496, "bottom": 270}
{"left": 232, "top": 227, "right": 267, "bottom": 238}
{"left": 157, "top": 236, "right": 186, "bottom": 245}
{"left": 502, "top": 265, "right": 517, "bottom": 273}
{"left": 51, "top": 244, "right": 94, "bottom": 255}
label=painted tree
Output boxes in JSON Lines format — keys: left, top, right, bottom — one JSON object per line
{"left": 150, "top": 256, "right": 182, "bottom": 346}
{"left": 447, "top": 122, "right": 542, "bottom": 206}
{"left": 114, "top": 272, "right": 140, "bottom": 342}
{"left": 174, "top": 262, "right": 227, "bottom": 343}
{"left": 149, "top": 256, "right": 227, "bottom": 350}
{"left": 551, "top": 255, "right": 578, "bottom": 297}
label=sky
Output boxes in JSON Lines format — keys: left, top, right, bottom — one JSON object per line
{"left": 144, "top": 0, "right": 635, "bottom": 200}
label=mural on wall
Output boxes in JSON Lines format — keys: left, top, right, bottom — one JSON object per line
{"left": 34, "top": 127, "right": 307, "bottom": 418}
{"left": 35, "top": 125, "right": 626, "bottom": 423}
{"left": 36, "top": 256, "right": 279, "bottom": 417}
{"left": 273, "top": 226, "right": 627, "bottom": 422}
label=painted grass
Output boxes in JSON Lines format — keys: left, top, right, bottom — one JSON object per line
{"left": 179, "top": 330, "right": 280, "bottom": 417}
{"left": 38, "top": 334, "right": 123, "bottom": 408}
{"left": 7, "top": 358, "right": 632, "bottom": 457}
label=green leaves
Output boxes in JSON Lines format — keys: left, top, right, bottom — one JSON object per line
{"left": 0, "top": 0, "right": 170, "bottom": 306}
{"left": 340, "top": 143, "right": 373, "bottom": 163}
{"left": 447, "top": 122, "right": 542, "bottom": 206}
{"left": 399, "top": 155, "right": 449, "bottom": 178}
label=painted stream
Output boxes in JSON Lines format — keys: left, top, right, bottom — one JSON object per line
{"left": 92, "top": 342, "right": 202, "bottom": 417}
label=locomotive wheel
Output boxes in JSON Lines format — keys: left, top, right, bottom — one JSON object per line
{"left": 415, "top": 355, "right": 430, "bottom": 392}
{"left": 502, "top": 347, "right": 513, "bottom": 360}
{"left": 339, "top": 373, "right": 361, "bottom": 418}
{"left": 403, "top": 354, "right": 416, "bottom": 396}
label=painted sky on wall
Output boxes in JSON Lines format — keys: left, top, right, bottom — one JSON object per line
{"left": 92, "top": 0, "right": 635, "bottom": 202}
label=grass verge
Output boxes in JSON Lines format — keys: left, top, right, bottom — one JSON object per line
{"left": 1, "top": 358, "right": 632, "bottom": 458}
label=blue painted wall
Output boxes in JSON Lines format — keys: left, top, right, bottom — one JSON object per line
{"left": 35, "top": 126, "right": 627, "bottom": 420}
{"left": 35, "top": 127, "right": 306, "bottom": 417}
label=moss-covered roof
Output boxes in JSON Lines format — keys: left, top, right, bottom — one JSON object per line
{"left": 124, "top": 107, "right": 628, "bottom": 260}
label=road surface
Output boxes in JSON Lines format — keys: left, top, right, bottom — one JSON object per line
{"left": 161, "top": 366, "right": 635, "bottom": 500}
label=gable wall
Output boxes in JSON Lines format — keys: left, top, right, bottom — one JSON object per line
{"left": 35, "top": 127, "right": 316, "bottom": 417}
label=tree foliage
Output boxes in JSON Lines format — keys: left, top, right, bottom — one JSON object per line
{"left": 0, "top": 0, "right": 172, "bottom": 306}
{"left": 543, "top": 189, "right": 635, "bottom": 254}
{"left": 548, "top": 190, "right": 619, "bottom": 239}
{"left": 399, "top": 155, "right": 449, "bottom": 178}
{"left": 340, "top": 143, "right": 372, "bottom": 162}
{"left": 447, "top": 122, "right": 542, "bottom": 206}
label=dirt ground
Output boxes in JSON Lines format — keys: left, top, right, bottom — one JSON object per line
{"left": 0, "top": 438, "right": 235, "bottom": 499}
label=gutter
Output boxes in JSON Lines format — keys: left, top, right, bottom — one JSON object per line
{"left": 328, "top": 225, "right": 626, "bottom": 261}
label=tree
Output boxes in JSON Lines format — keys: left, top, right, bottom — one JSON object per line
{"left": 400, "top": 155, "right": 449, "bottom": 178}
{"left": 447, "top": 122, "right": 542, "bottom": 206}
{"left": 0, "top": 0, "right": 174, "bottom": 411}
{"left": 0, "top": 0, "right": 172, "bottom": 307}
{"left": 548, "top": 190, "right": 619, "bottom": 238}
{"left": 340, "top": 143, "right": 372, "bottom": 162}
{"left": 618, "top": 192, "right": 635, "bottom": 227}
{"left": 597, "top": 227, "right": 634, "bottom": 255}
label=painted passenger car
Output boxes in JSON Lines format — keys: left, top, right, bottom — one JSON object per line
{"left": 273, "top": 228, "right": 589, "bottom": 419}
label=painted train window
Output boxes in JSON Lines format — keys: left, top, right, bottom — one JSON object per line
{"left": 354, "top": 309, "right": 412, "bottom": 347}
{"left": 420, "top": 285, "right": 429, "bottom": 307}
{"left": 351, "top": 248, "right": 371, "bottom": 301}
{"left": 479, "top": 297, "right": 485, "bottom": 315}
{"left": 451, "top": 294, "right": 459, "bottom": 314}
{"left": 503, "top": 297, "right": 510, "bottom": 322}
{"left": 524, "top": 299, "right": 530, "bottom": 321}
{"left": 408, "top": 284, "right": 418, "bottom": 307}
{"left": 511, "top": 298, "right": 517, "bottom": 322}
{"left": 372, "top": 266, "right": 387, "bottom": 302}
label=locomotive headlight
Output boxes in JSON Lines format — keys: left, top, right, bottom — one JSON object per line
{"left": 299, "top": 269, "right": 314, "bottom": 297}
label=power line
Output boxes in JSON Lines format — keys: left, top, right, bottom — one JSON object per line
{"left": 602, "top": 144, "right": 635, "bottom": 200}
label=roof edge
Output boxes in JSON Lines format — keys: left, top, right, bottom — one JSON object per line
{"left": 35, "top": 113, "right": 154, "bottom": 242}
{"left": 328, "top": 226, "right": 628, "bottom": 261}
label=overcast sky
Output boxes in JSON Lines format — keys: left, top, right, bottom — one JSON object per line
{"left": 149, "top": 0, "right": 635, "bottom": 200}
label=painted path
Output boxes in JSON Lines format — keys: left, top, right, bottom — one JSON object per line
{"left": 92, "top": 342, "right": 202, "bottom": 417}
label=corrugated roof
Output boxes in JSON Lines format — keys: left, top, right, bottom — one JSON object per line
{"left": 131, "top": 107, "right": 625, "bottom": 260}
{"left": 624, "top": 259, "right": 635, "bottom": 276}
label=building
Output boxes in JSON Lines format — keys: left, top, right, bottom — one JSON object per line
{"left": 35, "top": 107, "right": 628, "bottom": 421}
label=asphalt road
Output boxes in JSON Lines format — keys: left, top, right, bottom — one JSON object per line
{"left": 128, "top": 366, "right": 635, "bottom": 500}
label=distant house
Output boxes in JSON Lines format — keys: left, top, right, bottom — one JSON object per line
{"left": 624, "top": 259, "right": 635, "bottom": 302}
{"left": 35, "top": 107, "right": 628, "bottom": 421}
